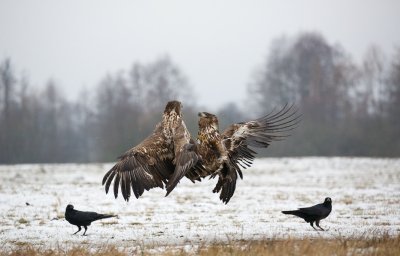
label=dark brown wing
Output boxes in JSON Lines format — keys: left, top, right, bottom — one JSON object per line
{"left": 165, "top": 142, "right": 201, "bottom": 196}
{"left": 210, "top": 105, "right": 299, "bottom": 204}
{"left": 165, "top": 124, "right": 202, "bottom": 196}
{"left": 221, "top": 104, "right": 300, "bottom": 170}
{"left": 102, "top": 124, "right": 174, "bottom": 201}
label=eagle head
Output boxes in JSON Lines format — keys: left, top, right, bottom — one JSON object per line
{"left": 198, "top": 112, "right": 219, "bottom": 131}
{"left": 164, "top": 100, "right": 182, "bottom": 116}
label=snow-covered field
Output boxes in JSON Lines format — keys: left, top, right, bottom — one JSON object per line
{"left": 0, "top": 157, "right": 399, "bottom": 251}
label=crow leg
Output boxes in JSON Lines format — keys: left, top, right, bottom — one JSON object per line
{"left": 82, "top": 226, "right": 88, "bottom": 236}
{"left": 73, "top": 226, "right": 81, "bottom": 235}
{"left": 310, "top": 222, "right": 318, "bottom": 231}
{"left": 316, "top": 220, "right": 325, "bottom": 231}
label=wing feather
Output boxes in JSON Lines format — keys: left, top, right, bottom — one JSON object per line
{"left": 165, "top": 122, "right": 201, "bottom": 196}
{"left": 113, "top": 172, "right": 121, "bottom": 199}
{"left": 102, "top": 169, "right": 114, "bottom": 185}
{"left": 102, "top": 125, "right": 174, "bottom": 202}
{"left": 104, "top": 169, "right": 116, "bottom": 194}
{"left": 222, "top": 104, "right": 300, "bottom": 168}
{"left": 165, "top": 143, "right": 201, "bottom": 196}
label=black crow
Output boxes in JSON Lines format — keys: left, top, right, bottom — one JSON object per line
{"left": 282, "top": 197, "right": 332, "bottom": 231}
{"left": 65, "top": 204, "right": 116, "bottom": 235}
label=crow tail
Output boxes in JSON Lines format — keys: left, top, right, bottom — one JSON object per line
{"left": 96, "top": 214, "right": 117, "bottom": 220}
{"left": 282, "top": 210, "right": 296, "bottom": 214}
{"left": 281, "top": 210, "right": 307, "bottom": 219}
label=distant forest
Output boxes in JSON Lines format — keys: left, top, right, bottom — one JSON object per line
{"left": 1, "top": 32, "right": 399, "bottom": 163}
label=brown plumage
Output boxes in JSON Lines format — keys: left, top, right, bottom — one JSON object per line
{"left": 194, "top": 104, "right": 300, "bottom": 204}
{"left": 102, "top": 101, "right": 299, "bottom": 204}
{"left": 102, "top": 100, "right": 202, "bottom": 201}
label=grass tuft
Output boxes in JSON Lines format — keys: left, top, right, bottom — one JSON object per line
{"left": 17, "top": 218, "right": 29, "bottom": 225}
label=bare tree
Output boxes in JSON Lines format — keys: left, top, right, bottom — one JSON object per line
{"left": 354, "top": 46, "right": 387, "bottom": 116}
{"left": 248, "top": 32, "right": 355, "bottom": 122}
{"left": 0, "top": 59, "right": 17, "bottom": 162}
{"left": 217, "top": 102, "right": 245, "bottom": 129}
{"left": 248, "top": 36, "right": 298, "bottom": 111}
{"left": 0, "top": 59, "right": 16, "bottom": 120}
{"left": 93, "top": 57, "right": 197, "bottom": 161}
{"left": 387, "top": 48, "right": 400, "bottom": 128}
{"left": 131, "top": 56, "right": 195, "bottom": 113}
{"left": 247, "top": 32, "right": 362, "bottom": 156}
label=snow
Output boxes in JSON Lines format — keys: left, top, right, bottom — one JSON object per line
{"left": 0, "top": 157, "right": 399, "bottom": 251}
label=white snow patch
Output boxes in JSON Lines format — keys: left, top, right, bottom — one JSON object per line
{"left": 0, "top": 157, "right": 399, "bottom": 251}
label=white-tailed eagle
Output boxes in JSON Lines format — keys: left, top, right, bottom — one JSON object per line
{"left": 102, "top": 100, "right": 203, "bottom": 201}
{"left": 102, "top": 101, "right": 299, "bottom": 204}
{"left": 166, "top": 104, "right": 300, "bottom": 203}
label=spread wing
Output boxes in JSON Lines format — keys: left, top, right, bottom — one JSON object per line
{"left": 102, "top": 124, "right": 174, "bottom": 201}
{"left": 221, "top": 104, "right": 300, "bottom": 169}
{"left": 212, "top": 105, "right": 299, "bottom": 203}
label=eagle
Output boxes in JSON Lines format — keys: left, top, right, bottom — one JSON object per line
{"left": 166, "top": 104, "right": 300, "bottom": 203}
{"left": 102, "top": 101, "right": 299, "bottom": 204}
{"left": 102, "top": 100, "right": 203, "bottom": 201}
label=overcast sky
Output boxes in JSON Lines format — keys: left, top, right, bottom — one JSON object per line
{"left": 1, "top": 0, "right": 399, "bottom": 110}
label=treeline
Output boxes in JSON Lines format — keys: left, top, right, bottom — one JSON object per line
{"left": 0, "top": 32, "right": 399, "bottom": 164}
{"left": 0, "top": 57, "right": 199, "bottom": 163}
{"left": 247, "top": 32, "right": 400, "bottom": 157}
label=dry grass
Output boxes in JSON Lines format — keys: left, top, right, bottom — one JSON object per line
{"left": 2, "top": 235, "right": 399, "bottom": 256}
{"left": 16, "top": 218, "right": 29, "bottom": 225}
{"left": 2, "top": 245, "right": 126, "bottom": 256}
{"left": 191, "top": 235, "right": 400, "bottom": 256}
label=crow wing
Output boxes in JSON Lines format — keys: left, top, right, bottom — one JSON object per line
{"left": 102, "top": 124, "right": 175, "bottom": 201}
{"left": 298, "top": 204, "right": 330, "bottom": 217}
{"left": 74, "top": 211, "right": 103, "bottom": 224}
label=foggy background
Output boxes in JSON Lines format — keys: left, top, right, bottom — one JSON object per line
{"left": 1, "top": 1, "right": 399, "bottom": 163}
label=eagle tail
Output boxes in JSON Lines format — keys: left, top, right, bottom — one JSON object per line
{"left": 213, "top": 161, "right": 238, "bottom": 204}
